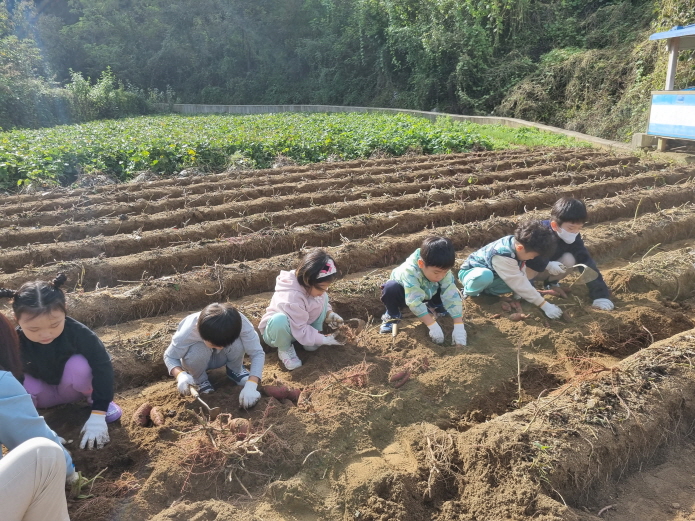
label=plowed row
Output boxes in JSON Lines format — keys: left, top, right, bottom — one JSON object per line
{"left": 5, "top": 148, "right": 695, "bottom": 521}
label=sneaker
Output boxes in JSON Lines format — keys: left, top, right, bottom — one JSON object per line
{"left": 379, "top": 312, "right": 401, "bottom": 334}
{"left": 226, "top": 367, "right": 250, "bottom": 386}
{"left": 105, "top": 401, "right": 122, "bottom": 423}
{"left": 278, "top": 346, "right": 302, "bottom": 370}
{"left": 198, "top": 381, "right": 215, "bottom": 394}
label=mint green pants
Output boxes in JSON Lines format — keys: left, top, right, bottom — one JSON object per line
{"left": 262, "top": 306, "right": 328, "bottom": 350}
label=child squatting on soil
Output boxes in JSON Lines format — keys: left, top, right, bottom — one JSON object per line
{"left": 525, "top": 197, "right": 614, "bottom": 311}
{"left": 0, "top": 312, "right": 76, "bottom": 521}
{"left": 0, "top": 273, "right": 121, "bottom": 451}
{"left": 164, "top": 303, "right": 265, "bottom": 409}
{"left": 459, "top": 221, "right": 565, "bottom": 320}
{"left": 380, "top": 236, "right": 467, "bottom": 346}
{"left": 258, "top": 249, "right": 344, "bottom": 371}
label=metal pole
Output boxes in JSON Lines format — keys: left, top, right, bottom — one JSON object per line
{"left": 665, "top": 37, "right": 680, "bottom": 90}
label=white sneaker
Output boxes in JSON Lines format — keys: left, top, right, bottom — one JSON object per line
{"left": 278, "top": 346, "right": 302, "bottom": 370}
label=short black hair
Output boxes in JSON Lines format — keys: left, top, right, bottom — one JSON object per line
{"left": 420, "top": 236, "right": 455, "bottom": 269}
{"left": 551, "top": 197, "right": 587, "bottom": 224}
{"left": 197, "top": 303, "right": 242, "bottom": 347}
{"left": 296, "top": 249, "right": 340, "bottom": 289}
{"left": 514, "top": 221, "right": 557, "bottom": 258}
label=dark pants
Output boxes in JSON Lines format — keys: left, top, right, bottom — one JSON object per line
{"left": 380, "top": 280, "right": 442, "bottom": 317}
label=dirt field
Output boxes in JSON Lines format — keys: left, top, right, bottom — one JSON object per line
{"left": 4, "top": 148, "right": 695, "bottom": 520}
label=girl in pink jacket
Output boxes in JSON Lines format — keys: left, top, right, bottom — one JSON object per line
{"left": 259, "top": 249, "right": 344, "bottom": 370}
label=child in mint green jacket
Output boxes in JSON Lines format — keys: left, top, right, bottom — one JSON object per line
{"left": 379, "top": 237, "right": 466, "bottom": 345}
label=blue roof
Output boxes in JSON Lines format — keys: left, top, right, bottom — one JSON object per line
{"left": 650, "top": 24, "right": 695, "bottom": 40}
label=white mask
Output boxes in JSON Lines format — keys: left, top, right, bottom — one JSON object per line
{"left": 555, "top": 226, "right": 578, "bottom": 244}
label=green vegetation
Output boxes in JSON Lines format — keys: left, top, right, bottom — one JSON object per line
{"left": 0, "top": 112, "right": 588, "bottom": 188}
{"left": 3, "top": 0, "right": 694, "bottom": 141}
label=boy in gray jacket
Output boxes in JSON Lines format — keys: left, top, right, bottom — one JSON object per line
{"left": 164, "top": 303, "right": 265, "bottom": 409}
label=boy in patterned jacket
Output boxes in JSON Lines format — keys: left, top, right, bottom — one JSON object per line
{"left": 379, "top": 237, "right": 467, "bottom": 346}
{"left": 458, "top": 221, "right": 564, "bottom": 320}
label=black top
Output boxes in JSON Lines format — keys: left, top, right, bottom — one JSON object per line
{"left": 18, "top": 317, "right": 114, "bottom": 412}
{"left": 525, "top": 220, "right": 611, "bottom": 301}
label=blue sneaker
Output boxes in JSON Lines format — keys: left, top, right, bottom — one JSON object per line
{"left": 226, "top": 367, "right": 250, "bottom": 386}
{"left": 198, "top": 381, "right": 215, "bottom": 394}
{"left": 105, "top": 401, "right": 122, "bottom": 423}
{"left": 379, "top": 312, "right": 401, "bottom": 334}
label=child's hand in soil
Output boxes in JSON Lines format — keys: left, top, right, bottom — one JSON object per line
{"left": 592, "top": 298, "right": 614, "bottom": 310}
{"left": 322, "top": 334, "right": 344, "bottom": 346}
{"left": 427, "top": 322, "right": 445, "bottom": 344}
{"left": 239, "top": 381, "right": 261, "bottom": 408}
{"left": 541, "top": 301, "right": 563, "bottom": 319}
{"left": 176, "top": 371, "right": 195, "bottom": 395}
{"left": 325, "top": 312, "right": 344, "bottom": 329}
{"left": 452, "top": 323, "right": 467, "bottom": 346}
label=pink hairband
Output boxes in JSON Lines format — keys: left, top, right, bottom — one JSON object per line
{"left": 317, "top": 259, "right": 337, "bottom": 279}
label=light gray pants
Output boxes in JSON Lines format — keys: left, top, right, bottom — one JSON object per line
{"left": 526, "top": 252, "right": 576, "bottom": 283}
{"left": 0, "top": 438, "right": 69, "bottom": 521}
{"left": 180, "top": 343, "right": 244, "bottom": 385}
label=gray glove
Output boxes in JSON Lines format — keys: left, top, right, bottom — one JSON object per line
{"left": 546, "top": 261, "right": 567, "bottom": 276}
{"left": 592, "top": 298, "right": 614, "bottom": 310}
{"left": 541, "top": 301, "right": 563, "bottom": 319}
{"left": 176, "top": 371, "right": 195, "bottom": 396}
{"left": 325, "top": 312, "right": 344, "bottom": 330}
{"left": 322, "top": 335, "right": 344, "bottom": 346}
{"left": 428, "top": 322, "right": 445, "bottom": 344}
{"left": 451, "top": 323, "right": 467, "bottom": 346}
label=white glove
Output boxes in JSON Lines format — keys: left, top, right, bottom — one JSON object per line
{"left": 592, "top": 298, "right": 614, "bottom": 311}
{"left": 451, "top": 323, "right": 467, "bottom": 346}
{"left": 239, "top": 380, "right": 261, "bottom": 408}
{"left": 541, "top": 301, "right": 563, "bottom": 319}
{"left": 67, "top": 468, "right": 79, "bottom": 485}
{"left": 428, "top": 322, "right": 445, "bottom": 344}
{"left": 325, "top": 312, "right": 344, "bottom": 330}
{"left": 546, "top": 261, "right": 567, "bottom": 276}
{"left": 322, "top": 334, "right": 344, "bottom": 346}
{"left": 176, "top": 371, "right": 195, "bottom": 396}
{"left": 80, "top": 412, "right": 110, "bottom": 450}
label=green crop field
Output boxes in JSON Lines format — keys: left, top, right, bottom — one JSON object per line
{"left": 0, "top": 112, "right": 589, "bottom": 189}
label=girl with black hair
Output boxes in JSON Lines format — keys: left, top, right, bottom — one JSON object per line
{"left": 0, "top": 273, "right": 120, "bottom": 450}
{"left": 0, "top": 311, "right": 76, "bottom": 520}
{"left": 259, "top": 249, "right": 344, "bottom": 371}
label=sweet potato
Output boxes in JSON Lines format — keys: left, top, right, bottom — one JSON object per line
{"left": 132, "top": 402, "right": 152, "bottom": 427}
{"left": 501, "top": 302, "right": 512, "bottom": 312}
{"left": 394, "top": 371, "right": 411, "bottom": 388}
{"left": 149, "top": 406, "right": 165, "bottom": 426}
{"left": 491, "top": 313, "right": 501, "bottom": 319}
{"left": 389, "top": 371, "right": 408, "bottom": 382}
{"left": 262, "top": 385, "right": 289, "bottom": 401}
{"left": 509, "top": 313, "right": 530, "bottom": 321}
{"left": 230, "top": 418, "right": 250, "bottom": 440}
{"left": 286, "top": 388, "right": 301, "bottom": 402}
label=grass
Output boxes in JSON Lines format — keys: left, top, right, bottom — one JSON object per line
{"left": 0, "top": 112, "right": 592, "bottom": 190}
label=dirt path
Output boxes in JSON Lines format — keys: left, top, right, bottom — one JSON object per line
{"left": 3, "top": 147, "right": 695, "bottom": 521}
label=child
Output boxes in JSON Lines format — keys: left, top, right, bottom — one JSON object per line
{"left": 0, "top": 312, "right": 77, "bottom": 520}
{"left": 0, "top": 273, "right": 121, "bottom": 450}
{"left": 459, "top": 221, "right": 564, "bottom": 319}
{"left": 259, "top": 249, "right": 344, "bottom": 371}
{"left": 380, "top": 236, "right": 467, "bottom": 346}
{"left": 163, "top": 302, "right": 265, "bottom": 408}
{"left": 525, "top": 198, "right": 614, "bottom": 310}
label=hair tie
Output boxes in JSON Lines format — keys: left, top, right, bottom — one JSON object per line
{"left": 317, "top": 259, "right": 337, "bottom": 279}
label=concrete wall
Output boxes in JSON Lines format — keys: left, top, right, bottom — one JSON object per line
{"left": 153, "top": 103, "right": 633, "bottom": 151}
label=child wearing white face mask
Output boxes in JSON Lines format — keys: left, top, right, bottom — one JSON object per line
{"left": 525, "top": 198, "right": 614, "bottom": 310}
